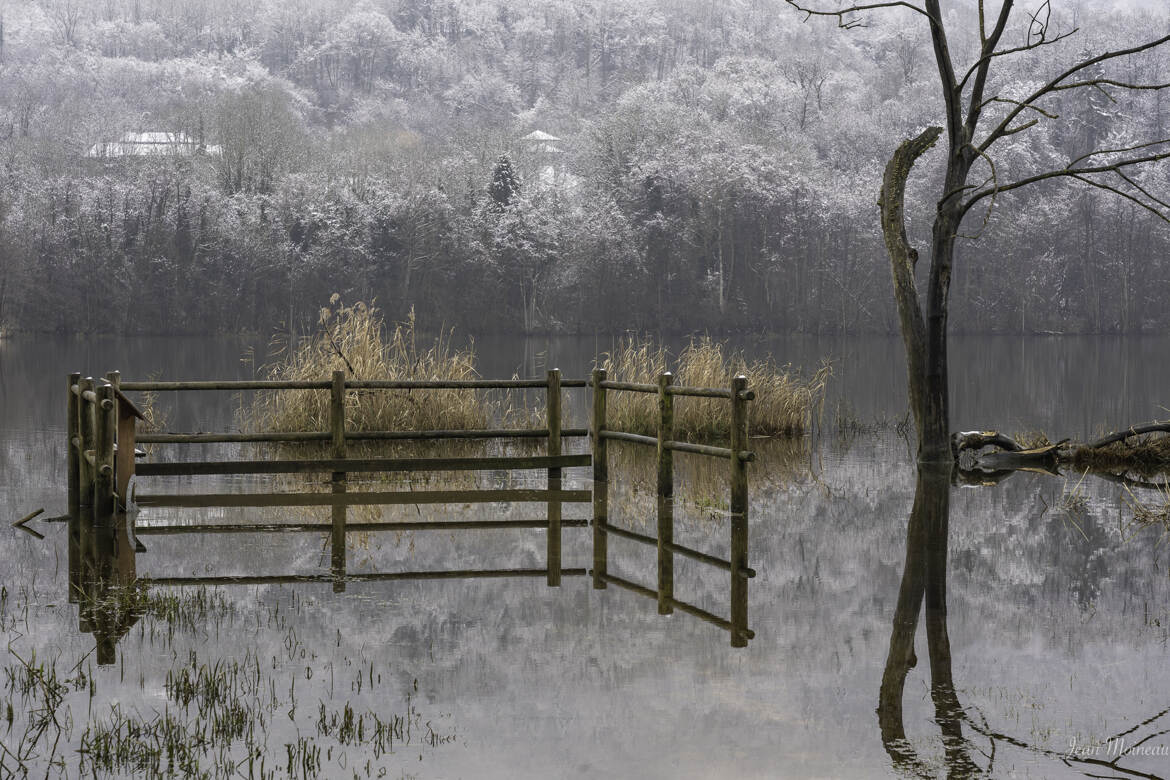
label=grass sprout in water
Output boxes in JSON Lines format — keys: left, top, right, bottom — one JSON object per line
{"left": 0, "top": 578, "right": 459, "bottom": 778}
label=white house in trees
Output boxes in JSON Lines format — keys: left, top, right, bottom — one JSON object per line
{"left": 85, "top": 132, "right": 222, "bottom": 159}
{"left": 519, "top": 129, "right": 578, "bottom": 191}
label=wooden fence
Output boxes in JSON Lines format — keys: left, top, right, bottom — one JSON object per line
{"left": 66, "top": 367, "right": 755, "bottom": 648}
{"left": 590, "top": 369, "right": 756, "bottom": 648}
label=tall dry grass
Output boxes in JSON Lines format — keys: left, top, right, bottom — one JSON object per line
{"left": 599, "top": 336, "right": 830, "bottom": 439}
{"left": 252, "top": 298, "right": 508, "bottom": 434}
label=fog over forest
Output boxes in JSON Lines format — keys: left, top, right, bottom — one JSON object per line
{"left": 0, "top": 0, "right": 1166, "bottom": 335}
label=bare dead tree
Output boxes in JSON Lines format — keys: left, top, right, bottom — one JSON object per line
{"left": 786, "top": 0, "right": 1170, "bottom": 463}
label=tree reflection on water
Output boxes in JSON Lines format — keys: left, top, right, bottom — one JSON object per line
{"left": 878, "top": 465, "right": 1170, "bottom": 779}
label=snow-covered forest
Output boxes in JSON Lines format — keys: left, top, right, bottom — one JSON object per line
{"left": 0, "top": 0, "right": 1166, "bottom": 335}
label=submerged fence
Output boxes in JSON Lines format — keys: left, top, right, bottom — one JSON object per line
{"left": 66, "top": 366, "right": 756, "bottom": 652}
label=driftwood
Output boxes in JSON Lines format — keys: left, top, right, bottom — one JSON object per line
{"left": 1087, "top": 422, "right": 1170, "bottom": 449}
{"left": 954, "top": 421, "right": 1170, "bottom": 482}
{"left": 953, "top": 430, "right": 1068, "bottom": 470}
{"left": 978, "top": 442, "right": 1067, "bottom": 469}
{"left": 952, "top": 430, "right": 1023, "bottom": 454}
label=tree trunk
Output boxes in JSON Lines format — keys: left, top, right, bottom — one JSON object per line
{"left": 878, "top": 126, "right": 942, "bottom": 460}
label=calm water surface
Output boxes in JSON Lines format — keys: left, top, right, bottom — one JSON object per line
{"left": 1, "top": 334, "right": 1169, "bottom": 778}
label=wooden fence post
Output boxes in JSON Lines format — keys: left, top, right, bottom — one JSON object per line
{"left": 591, "top": 368, "right": 607, "bottom": 589}
{"left": 546, "top": 368, "right": 562, "bottom": 586}
{"left": 657, "top": 372, "right": 674, "bottom": 615}
{"left": 67, "top": 373, "right": 81, "bottom": 519}
{"left": 94, "top": 383, "right": 116, "bottom": 528}
{"left": 78, "top": 377, "right": 96, "bottom": 512}
{"left": 108, "top": 371, "right": 132, "bottom": 505}
{"left": 67, "top": 373, "right": 81, "bottom": 604}
{"left": 331, "top": 370, "right": 347, "bottom": 593}
{"left": 730, "top": 375, "right": 750, "bottom": 647}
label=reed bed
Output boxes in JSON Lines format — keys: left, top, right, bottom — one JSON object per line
{"left": 599, "top": 336, "right": 829, "bottom": 439}
{"left": 1069, "top": 435, "right": 1170, "bottom": 474}
{"left": 251, "top": 299, "right": 516, "bottom": 435}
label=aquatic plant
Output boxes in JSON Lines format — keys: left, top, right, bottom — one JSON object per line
{"left": 599, "top": 335, "right": 829, "bottom": 439}
{"left": 251, "top": 298, "right": 517, "bottom": 435}
{"left": 1069, "top": 433, "right": 1170, "bottom": 474}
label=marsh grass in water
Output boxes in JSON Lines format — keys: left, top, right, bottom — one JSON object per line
{"left": 250, "top": 298, "right": 528, "bottom": 437}
{"left": 599, "top": 336, "right": 829, "bottom": 439}
{"left": 1, "top": 576, "right": 457, "bottom": 778}
{"left": 1123, "top": 483, "right": 1170, "bottom": 534}
{"left": 1070, "top": 434, "right": 1170, "bottom": 474}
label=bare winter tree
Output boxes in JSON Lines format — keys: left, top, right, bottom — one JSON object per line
{"left": 787, "top": 0, "right": 1170, "bottom": 463}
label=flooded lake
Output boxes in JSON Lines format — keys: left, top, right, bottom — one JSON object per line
{"left": 3, "top": 333, "right": 1170, "bottom": 778}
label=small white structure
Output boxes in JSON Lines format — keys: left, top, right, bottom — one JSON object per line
{"left": 85, "top": 132, "right": 222, "bottom": 159}
{"left": 519, "top": 129, "right": 578, "bottom": 192}
{"left": 520, "top": 130, "right": 561, "bottom": 143}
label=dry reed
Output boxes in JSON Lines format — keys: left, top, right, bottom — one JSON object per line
{"left": 251, "top": 298, "right": 510, "bottom": 435}
{"left": 1070, "top": 435, "right": 1170, "bottom": 474}
{"left": 599, "top": 335, "right": 829, "bottom": 439}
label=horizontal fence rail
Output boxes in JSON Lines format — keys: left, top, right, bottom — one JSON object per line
{"left": 135, "top": 518, "right": 591, "bottom": 535}
{"left": 135, "top": 488, "right": 592, "bottom": 509}
{"left": 120, "top": 378, "right": 589, "bottom": 391}
{"left": 136, "top": 454, "right": 591, "bottom": 477}
{"left": 140, "top": 569, "right": 590, "bottom": 587}
{"left": 137, "top": 428, "right": 590, "bottom": 444}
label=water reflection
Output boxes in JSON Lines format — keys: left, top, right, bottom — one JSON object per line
{"left": 68, "top": 480, "right": 756, "bottom": 666}
{"left": 879, "top": 465, "right": 1170, "bottom": 779}
{"left": 877, "top": 464, "right": 978, "bottom": 776}
{"left": 70, "top": 513, "right": 143, "bottom": 665}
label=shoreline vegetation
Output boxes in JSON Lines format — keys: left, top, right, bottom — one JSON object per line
{"left": 956, "top": 426, "right": 1170, "bottom": 478}
{"left": 599, "top": 337, "right": 830, "bottom": 439}
{"left": 249, "top": 298, "right": 829, "bottom": 442}
{"left": 251, "top": 298, "right": 509, "bottom": 436}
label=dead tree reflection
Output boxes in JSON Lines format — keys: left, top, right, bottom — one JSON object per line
{"left": 878, "top": 464, "right": 1170, "bottom": 779}
{"left": 877, "top": 463, "right": 979, "bottom": 777}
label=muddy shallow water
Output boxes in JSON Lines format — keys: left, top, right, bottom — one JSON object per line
{"left": 1, "top": 334, "right": 1169, "bottom": 778}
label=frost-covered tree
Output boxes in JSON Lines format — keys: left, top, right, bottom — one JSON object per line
{"left": 788, "top": 0, "right": 1170, "bottom": 462}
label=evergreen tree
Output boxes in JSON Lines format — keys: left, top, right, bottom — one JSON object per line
{"left": 489, "top": 154, "right": 521, "bottom": 208}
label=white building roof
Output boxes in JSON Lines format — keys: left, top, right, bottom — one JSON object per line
{"left": 521, "top": 130, "right": 561, "bottom": 142}
{"left": 86, "top": 132, "right": 222, "bottom": 158}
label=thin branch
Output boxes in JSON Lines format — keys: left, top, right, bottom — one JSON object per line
{"left": 1117, "top": 170, "right": 1170, "bottom": 213}
{"left": 956, "top": 145, "right": 1000, "bottom": 240}
{"left": 961, "top": 147, "right": 1170, "bottom": 217}
{"left": 1025, "top": 0, "right": 1051, "bottom": 45}
{"left": 782, "top": 0, "right": 931, "bottom": 29}
{"left": 957, "top": 28, "right": 1079, "bottom": 92}
{"left": 1068, "top": 173, "right": 1170, "bottom": 224}
{"left": 979, "top": 32, "right": 1170, "bottom": 153}
{"left": 978, "top": 96, "right": 1059, "bottom": 119}
{"left": 965, "top": 717, "right": 1168, "bottom": 780}
{"left": 1068, "top": 139, "right": 1170, "bottom": 168}
{"left": 1050, "top": 78, "right": 1170, "bottom": 93}
{"left": 999, "top": 118, "right": 1039, "bottom": 137}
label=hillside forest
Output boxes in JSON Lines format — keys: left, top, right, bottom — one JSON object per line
{"left": 0, "top": 0, "right": 1166, "bottom": 336}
